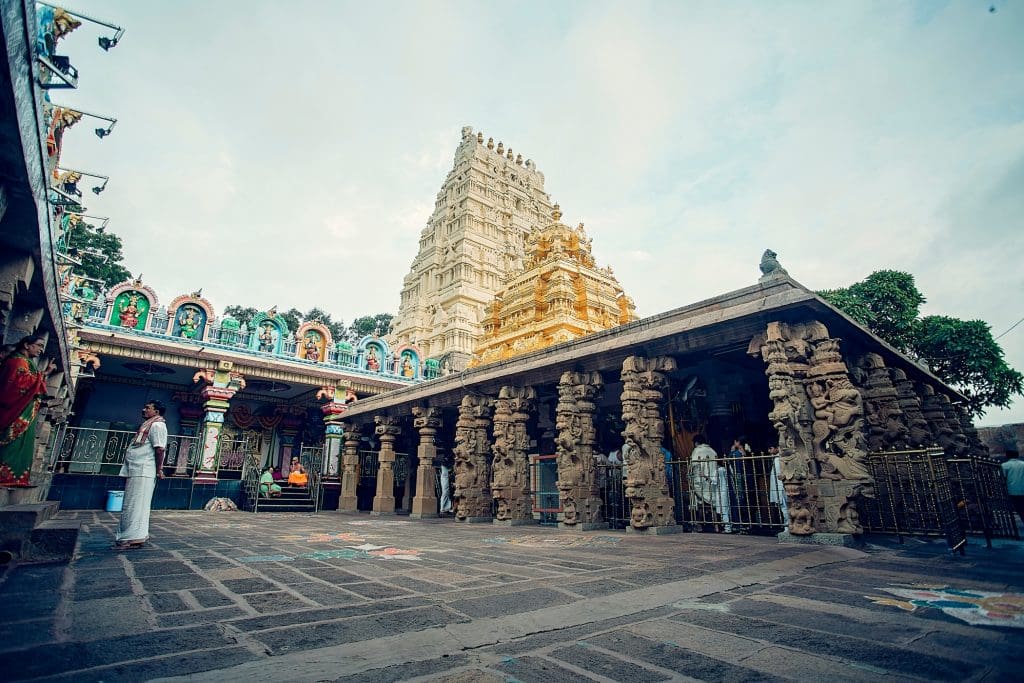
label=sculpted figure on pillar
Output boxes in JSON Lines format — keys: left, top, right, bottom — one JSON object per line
{"left": 555, "top": 370, "right": 604, "bottom": 528}
{"left": 620, "top": 355, "right": 676, "bottom": 531}
{"left": 852, "top": 353, "right": 910, "bottom": 451}
{"left": 453, "top": 395, "right": 493, "bottom": 521}
{"left": 917, "top": 384, "right": 957, "bottom": 451}
{"left": 933, "top": 392, "right": 970, "bottom": 456}
{"left": 372, "top": 415, "right": 401, "bottom": 515}
{"left": 956, "top": 405, "right": 987, "bottom": 456}
{"left": 490, "top": 385, "right": 536, "bottom": 523}
{"left": 758, "top": 321, "right": 873, "bottom": 535}
{"left": 889, "top": 368, "right": 932, "bottom": 447}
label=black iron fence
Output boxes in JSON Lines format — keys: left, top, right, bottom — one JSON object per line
{"left": 946, "top": 455, "right": 1020, "bottom": 542}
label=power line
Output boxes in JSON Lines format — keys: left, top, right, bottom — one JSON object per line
{"left": 995, "top": 316, "right": 1024, "bottom": 341}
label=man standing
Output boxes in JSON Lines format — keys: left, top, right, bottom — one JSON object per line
{"left": 1001, "top": 450, "right": 1024, "bottom": 527}
{"left": 114, "top": 400, "right": 167, "bottom": 550}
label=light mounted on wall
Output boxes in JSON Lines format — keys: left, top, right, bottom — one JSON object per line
{"left": 56, "top": 167, "right": 109, "bottom": 196}
{"left": 68, "top": 214, "right": 109, "bottom": 233}
{"left": 38, "top": 2, "right": 125, "bottom": 52}
{"left": 50, "top": 105, "right": 118, "bottom": 139}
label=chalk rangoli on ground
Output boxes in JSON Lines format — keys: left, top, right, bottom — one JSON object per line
{"left": 866, "top": 586, "right": 1024, "bottom": 627}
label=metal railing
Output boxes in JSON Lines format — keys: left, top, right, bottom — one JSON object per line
{"left": 299, "top": 445, "right": 324, "bottom": 512}
{"left": 242, "top": 452, "right": 262, "bottom": 512}
{"left": 49, "top": 425, "right": 199, "bottom": 475}
{"left": 945, "top": 455, "right": 1019, "bottom": 544}
{"left": 862, "top": 448, "right": 967, "bottom": 552}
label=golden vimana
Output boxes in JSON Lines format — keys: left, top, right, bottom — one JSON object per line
{"left": 469, "top": 204, "right": 637, "bottom": 367}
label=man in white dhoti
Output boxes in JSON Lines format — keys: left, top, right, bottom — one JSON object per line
{"left": 767, "top": 446, "right": 789, "bottom": 527}
{"left": 689, "top": 437, "right": 732, "bottom": 533}
{"left": 439, "top": 450, "right": 453, "bottom": 514}
{"left": 114, "top": 400, "right": 167, "bottom": 550}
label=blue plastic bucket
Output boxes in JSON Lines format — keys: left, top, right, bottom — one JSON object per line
{"left": 106, "top": 490, "right": 125, "bottom": 512}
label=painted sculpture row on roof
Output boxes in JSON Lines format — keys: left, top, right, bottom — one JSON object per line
{"left": 63, "top": 275, "right": 432, "bottom": 380}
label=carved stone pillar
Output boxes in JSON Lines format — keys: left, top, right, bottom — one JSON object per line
{"left": 956, "top": 405, "right": 987, "bottom": 456}
{"left": 758, "top": 321, "right": 873, "bottom": 536}
{"left": 556, "top": 370, "right": 606, "bottom": 530}
{"left": 853, "top": 353, "right": 909, "bottom": 451}
{"left": 935, "top": 392, "right": 969, "bottom": 455}
{"left": 889, "top": 368, "right": 931, "bottom": 447}
{"left": 491, "top": 385, "right": 536, "bottom": 525}
{"left": 371, "top": 415, "right": 400, "bottom": 515}
{"left": 620, "top": 355, "right": 678, "bottom": 533}
{"left": 918, "top": 384, "right": 956, "bottom": 451}
{"left": 453, "top": 395, "right": 493, "bottom": 522}
{"left": 193, "top": 366, "right": 245, "bottom": 483}
{"left": 321, "top": 394, "right": 350, "bottom": 483}
{"left": 410, "top": 406, "right": 442, "bottom": 518}
{"left": 277, "top": 416, "right": 303, "bottom": 475}
{"left": 338, "top": 424, "right": 361, "bottom": 512}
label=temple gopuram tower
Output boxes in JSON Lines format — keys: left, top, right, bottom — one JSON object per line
{"left": 388, "top": 127, "right": 557, "bottom": 371}
{"left": 469, "top": 205, "right": 637, "bottom": 367}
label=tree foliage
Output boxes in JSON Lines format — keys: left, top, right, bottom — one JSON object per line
{"left": 67, "top": 223, "right": 132, "bottom": 289}
{"left": 221, "top": 304, "right": 386, "bottom": 342}
{"left": 347, "top": 313, "right": 393, "bottom": 341}
{"left": 820, "top": 270, "right": 1023, "bottom": 417}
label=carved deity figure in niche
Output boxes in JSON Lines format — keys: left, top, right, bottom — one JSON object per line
{"left": 401, "top": 354, "right": 415, "bottom": 377}
{"left": 303, "top": 333, "right": 321, "bottom": 362}
{"left": 119, "top": 294, "right": 141, "bottom": 328}
{"left": 178, "top": 307, "right": 200, "bottom": 339}
{"left": 366, "top": 347, "right": 380, "bottom": 372}
{"left": 257, "top": 323, "right": 277, "bottom": 352}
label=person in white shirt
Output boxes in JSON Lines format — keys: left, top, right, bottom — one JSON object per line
{"left": 1001, "top": 450, "right": 1024, "bottom": 526}
{"left": 114, "top": 400, "right": 167, "bottom": 550}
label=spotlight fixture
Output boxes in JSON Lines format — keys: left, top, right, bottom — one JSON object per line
{"left": 56, "top": 167, "right": 109, "bottom": 196}
{"left": 50, "top": 104, "right": 117, "bottom": 139}
{"left": 67, "top": 214, "right": 110, "bottom": 233}
{"left": 38, "top": 2, "right": 125, "bottom": 53}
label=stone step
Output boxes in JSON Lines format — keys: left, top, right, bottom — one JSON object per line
{"left": 25, "top": 519, "right": 81, "bottom": 564}
{"left": 0, "top": 502, "right": 61, "bottom": 554}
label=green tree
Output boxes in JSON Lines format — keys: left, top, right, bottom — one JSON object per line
{"left": 819, "top": 270, "right": 924, "bottom": 351}
{"left": 820, "top": 270, "right": 1022, "bottom": 417}
{"left": 281, "top": 308, "right": 303, "bottom": 333}
{"left": 303, "top": 307, "right": 346, "bottom": 340}
{"left": 66, "top": 222, "right": 131, "bottom": 288}
{"left": 913, "top": 316, "right": 1023, "bottom": 417}
{"left": 346, "top": 313, "right": 393, "bottom": 341}
{"left": 222, "top": 305, "right": 258, "bottom": 328}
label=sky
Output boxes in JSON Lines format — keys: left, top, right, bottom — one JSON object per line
{"left": 53, "top": 1, "right": 1023, "bottom": 426}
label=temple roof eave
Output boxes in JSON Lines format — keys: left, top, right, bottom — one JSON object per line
{"left": 342, "top": 275, "right": 964, "bottom": 422}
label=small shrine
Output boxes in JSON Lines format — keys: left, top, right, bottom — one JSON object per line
{"left": 468, "top": 205, "right": 637, "bottom": 367}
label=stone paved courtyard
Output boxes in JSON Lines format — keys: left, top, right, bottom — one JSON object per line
{"left": 1, "top": 511, "right": 1022, "bottom": 682}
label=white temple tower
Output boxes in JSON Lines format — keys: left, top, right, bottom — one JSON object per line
{"left": 388, "top": 126, "right": 557, "bottom": 371}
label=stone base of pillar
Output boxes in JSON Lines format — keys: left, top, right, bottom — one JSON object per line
{"left": 626, "top": 525, "right": 683, "bottom": 535}
{"left": 492, "top": 519, "right": 535, "bottom": 527}
{"left": 456, "top": 516, "right": 492, "bottom": 523}
{"left": 408, "top": 511, "right": 439, "bottom": 519}
{"left": 777, "top": 530, "right": 864, "bottom": 547}
{"left": 337, "top": 497, "right": 358, "bottom": 512}
{"left": 558, "top": 522, "right": 609, "bottom": 531}
{"left": 369, "top": 510, "right": 397, "bottom": 517}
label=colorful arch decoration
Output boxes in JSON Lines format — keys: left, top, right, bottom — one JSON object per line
{"left": 249, "top": 309, "right": 288, "bottom": 354}
{"left": 168, "top": 293, "right": 215, "bottom": 341}
{"left": 296, "top": 321, "right": 332, "bottom": 363}
{"left": 356, "top": 336, "right": 389, "bottom": 373}
{"left": 106, "top": 278, "right": 158, "bottom": 331}
{"left": 393, "top": 344, "right": 422, "bottom": 379}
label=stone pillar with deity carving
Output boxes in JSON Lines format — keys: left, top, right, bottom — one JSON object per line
{"left": 410, "top": 406, "right": 442, "bottom": 518}
{"left": 192, "top": 364, "right": 245, "bottom": 483}
{"left": 757, "top": 321, "right": 873, "bottom": 537}
{"left": 320, "top": 382, "right": 351, "bottom": 485}
{"left": 454, "top": 395, "right": 493, "bottom": 522}
{"left": 620, "top": 356, "right": 678, "bottom": 533}
{"left": 371, "top": 415, "right": 400, "bottom": 515}
{"left": 277, "top": 415, "right": 303, "bottom": 475}
{"left": 956, "top": 405, "right": 987, "bottom": 456}
{"left": 338, "top": 423, "right": 361, "bottom": 512}
{"left": 556, "top": 370, "right": 606, "bottom": 530}
{"left": 491, "top": 385, "right": 536, "bottom": 525}
{"left": 852, "top": 353, "right": 910, "bottom": 452}
{"left": 917, "top": 383, "right": 959, "bottom": 452}
{"left": 935, "top": 391, "right": 970, "bottom": 456}
{"left": 889, "top": 368, "right": 932, "bottom": 447}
